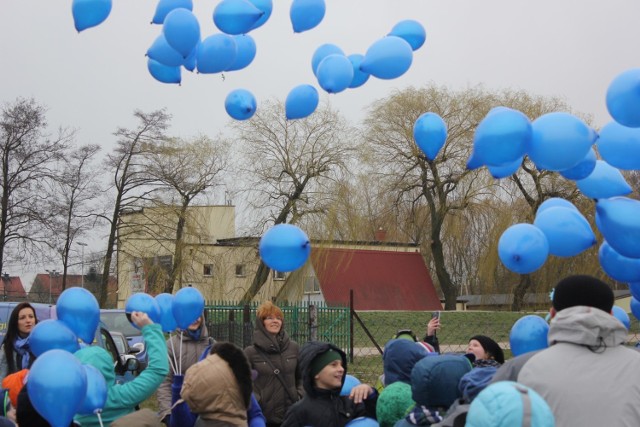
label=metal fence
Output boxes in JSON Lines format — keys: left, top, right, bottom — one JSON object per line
{"left": 205, "top": 297, "right": 640, "bottom": 387}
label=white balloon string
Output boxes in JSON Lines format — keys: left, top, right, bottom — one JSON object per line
{"left": 179, "top": 330, "right": 184, "bottom": 376}
{"left": 97, "top": 412, "right": 104, "bottom": 427}
{"left": 169, "top": 332, "right": 179, "bottom": 375}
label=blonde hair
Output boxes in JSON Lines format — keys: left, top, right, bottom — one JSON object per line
{"left": 256, "top": 301, "right": 283, "bottom": 321}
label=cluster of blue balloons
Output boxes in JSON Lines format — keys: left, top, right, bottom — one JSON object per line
{"left": 259, "top": 223, "right": 311, "bottom": 273}
{"left": 126, "top": 286, "right": 205, "bottom": 332}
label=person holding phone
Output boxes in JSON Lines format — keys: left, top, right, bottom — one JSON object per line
{"left": 422, "top": 311, "right": 441, "bottom": 353}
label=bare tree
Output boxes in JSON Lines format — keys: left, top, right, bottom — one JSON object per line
{"left": 232, "top": 101, "right": 355, "bottom": 301}
{"left": 0, "top": 98, "right": 71, "bottom": 275}
{"left": 45, "top": 144, "right": 102, "bottom": 290}
{"left": 99, "top": 110, "right": 170, "bottom": 306}
{"left": 144, "top": 135, "right": 229, "bottom": 293}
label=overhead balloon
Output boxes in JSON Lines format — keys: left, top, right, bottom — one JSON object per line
{"left": 152, "top": 0, "right": 193, "bottom": 24}
{"left": 596, "top": 121, "right": 640, "bottom": 170}
{"left": 285, "top": 84, "right": 319, "bottom": 120}
{"left": 631, "top": 297, "right": 640, "bottom": 320}
{"left": 575, "top": 160, "right": 632, "bottom": 199}
{"left": 606, "top": 68, "right": 640, "bottom": 128}
{"left": 536, "top": 197, "right": 578, "bottom": 216}
{"left": 248, "top": 0, "right": 273, "bottom": 30}
{"left": 596, "top": 197, "right": 640, "bottom": 259}
{"left": 533, "top": 206, "right": 596, "bottom": 257}
{"left": 148, "top": 58, "right": 182, "bottom": 84}
{"left": 163, "top": 8, "right": 200, "bottom": 58}
{"left": 347, "top": 54, "right": 370, "bottom": 89}
{"left": 259, "top": 224, "right": 311, "bottom": 272}
{"left": 290, "top": 0, "right": 326, "bottom": 33}
{"left": 147, "top": 34, "right": 186, "bottom": 67}
{"left": 316, "top": 54, "right": 354, "bottom": 94}
{"left": 472, "top": 107, "right": 531, "bottom": 167}
{"left": 225, "top": 89, "right": 257, "bottom": 120}
{"left": 528, "top": 112, "right": 593, "bottom": 171}
{"left": 388, "top": 20, "right": 426, "bottom": 51}
{"left": 559, "top": 147, "right": 597, "bottom": 181}
{"left": 72, "top": 0, "right": 112, "bottom": 32}
{"left": 226, "top": 35, "right": 257, "bottom": 71}
{"left": 214, "top": 0, "right": 264, "bottom": 35}
{"left": 197, "top": 34, "right": 237, "bottom": 74}
{"left": 360, "top": 36, "right": 413, "bottom": 80}
{"left": 599, "top": 241, "right": 640, "bottom": 283}
{"left": 498, "top": 223, "right": 549, "bottom": 274}
{"left": 487, "top": 157, "right": 523, "bottom": 179}
{"left": 311, "top": 44, "right": 345, "bottom": 76}
{"left": 413, "top": 112, "right": 447, "bottom": 160}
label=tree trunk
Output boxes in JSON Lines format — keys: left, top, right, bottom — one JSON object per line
{"left": 511, "top": 274, "right": 532, "bottom": 311}
{"left": 165, "top": 203, "right": 188, "bottom": 294}
{"left": 241, "top": 261, "right": 271, "bottom": 303}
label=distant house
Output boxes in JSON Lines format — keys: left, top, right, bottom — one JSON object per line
{"left": 29, "top": 273, "right": 118, "bottom": 307}
{"left": 292, "top": 247, "right": 442, "bottom": 311}
{"left": 0, "top": 276, "right": 27, "bottom": 301}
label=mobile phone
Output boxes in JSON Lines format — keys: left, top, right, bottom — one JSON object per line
{"left": 431, "top": 311, "right": 441, "bottom": 320}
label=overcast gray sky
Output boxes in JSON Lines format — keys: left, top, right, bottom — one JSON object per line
{"left": 2, "top": 0, "right": 640, "bottom": 283}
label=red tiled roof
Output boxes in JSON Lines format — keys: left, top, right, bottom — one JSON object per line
{"left": 312, "top": 248, "right": 442, "bottom": 311}
{"left": 0, "top": 277, "right": 27, "bottom": 299}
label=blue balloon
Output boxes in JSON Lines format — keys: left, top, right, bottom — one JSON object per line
{"left": 533, "top": 206, "right": 596, "bottom": 257}
{"left": 163, "top": 8, "right": 200, "bottom": 58}
{"left": 214, "top": 0, "right": 264, "bottom": 35}
{"left": 77, "top": 365, "right": 107, "bottom": 415}
{"left": 576, "top": 160, "right": 632, "bottom": 199}
{"left": 259, "top": 224, "right": 311, "bottom": 272}
{"left": 57, "top": 287, "right": 100, "bottom": 344}
{"left": 285, "top": 84, "right": 319, "bottom": 120}
{"left": 155, "top": 293, "right": 178, "bottom": 333}
{"left": 30, "top": 320, "right": 80, "bottom": 357}
{"left": 28, "top": 350, "right": 87, "bottom": 427}
{"left": 311, "top": 44, "right": 345, "bottom": 76}
{"left": 629, "top": 282, "right": 640, "bottom": 300}
{"left": 225, "top": 89, "right": 257, "bottom": 120}
{"left": 347, "top": 54, "right": 370, "bottom": 89}
{"left": 413, "top": 112, "right": 447, "bottom": 160}
{"left": 473, "top": 107, "right": 531, "bottom": 167}
{"left": 72, "top": 0, "right": 112, "bottom": 32}
{"left": 226, "top": 35, "right": 256, "bottom": 71}
{"left": 183, "top": 44, "right": 198, "bottom": 71}
{"left": 631, "top": 297, "right": 640, "bottom": 320}
{"left": 248, "top": 0, "right": 273, "bottom": 30}
{"left": 612, "top": 306, "right": 631, "bottom": 330}
{"left": 147, "top": 34, "right": 185, "bottom": 67}
{"left": 152, "top": 0, "right": 193, "bottom": 24}
{"left": 487, "top": 157, "right": 523, "bottom": 179}
{"left": 345, "top": 417, "right": 379, "bottom": 427}
{"left": 148, "top": 58, "right": 182, "bottom": 84}
{"left": 197, "top": 34, "right": 237, "bottom": 74}
{"left": 360, "top": 36, "right": 413, "bottom": 80}
{"left": 599, "top": 241, "right": 640, "bottom": 282}
{"left": 509, "top": 315, "right": 549, "bottom": 357}
{"left": 340, "top": 374, "right": 361, "bottom": 396}
{"left": 498, "top": 224, "right": 549, "bottom": 274}
{"left": 466, "top": 150, "right": 483, "bottom": 170}
{"left": 536, "top": 197, "right": 578, "bottom": 216}
{"left": 596, "top": 197, "right": 640, "bottom": 259}
{"left": 316, "top": 54, "right": 354, "bottom": 94}
{"left": 388, "top": 20, "right": 426, "bottom": 51}
{"left": 606, "top": 68, "right": 640, "bottom": 128}
{"left": 173, "top": 287, "right": 205, "bottom": 329}
{"left": 529, "top": 112, "right": 593, "bottom": 171}
{"left": 125, "top": 293, "right": 162, "bottom": 328}
{"left": 559, "top": 147, "right": 597, "bottom": 180}
{"left": 596, "top": 121, "right": 640, "bottom": 170}
{"left": 290, "top": 0, "right": 326, "bottom": 33}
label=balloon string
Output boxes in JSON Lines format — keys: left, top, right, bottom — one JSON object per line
{"left": 97, "top": 412, "right": 104, "bottom": 427}
{"left": 179, "top": 330, "right": 184, "bottom": 376}
{"left": 168, "top": 332, "right": 179, "bottom": 375}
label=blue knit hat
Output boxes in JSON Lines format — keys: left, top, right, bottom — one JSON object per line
{"left": 466, "top": 381, "right": 555, "bottom": 427}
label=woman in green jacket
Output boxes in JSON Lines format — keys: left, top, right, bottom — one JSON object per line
{"left": 74, "top": 311, "right": 169, "bottom": 427}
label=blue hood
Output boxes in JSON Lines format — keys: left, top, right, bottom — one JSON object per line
{"left": 383, "top": 339, "right": 429, "bottom": 385}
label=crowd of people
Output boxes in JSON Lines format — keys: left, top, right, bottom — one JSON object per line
{"left": 0, "top": 274, "right": 636, "bottom": 426}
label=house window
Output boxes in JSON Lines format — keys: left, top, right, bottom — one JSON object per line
{"left": 303, "top": 276, "right": 320, "bottom": 294}
{"left": 203, "top": 264, "right": 213, "bottom": 277}
{"left": 235, "top": 264, "right": 246, "bottom": 277}
{"left": 273, "top": 270, "right": 286, "bottom": 281}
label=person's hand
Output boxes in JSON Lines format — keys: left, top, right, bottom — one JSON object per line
{"left": 427, "top": 317, "right": 440, "bottom": 337}
{"left": 130, "top": 311, "right": 152, "bottom": 328}
{"left": 349, "top": 384, "right": 374, "bottom": 404}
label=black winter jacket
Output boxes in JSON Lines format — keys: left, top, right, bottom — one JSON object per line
{"left": 281, "top": 341, "right": 377, "bottom": 427}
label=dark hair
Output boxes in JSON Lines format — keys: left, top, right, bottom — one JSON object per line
{"left": 3, "top": 303, "right": 38, "bottom": 374}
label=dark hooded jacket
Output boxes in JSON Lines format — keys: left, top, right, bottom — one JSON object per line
{"left": 383, "top": 339, "right": 429, "bottom": 386}
{"left": 281, "top": 341, "right": 377, "bottom": 427}
{"left": 244, "top": 318, "right": 302, "bottom": 424}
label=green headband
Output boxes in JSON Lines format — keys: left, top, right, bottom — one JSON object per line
{"left": 310, "top": 349, "right": 342, "bottom": 378}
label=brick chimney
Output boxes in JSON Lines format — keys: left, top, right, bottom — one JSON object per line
{"left": 374, "top": 227, "right": 387, "bottom": 242}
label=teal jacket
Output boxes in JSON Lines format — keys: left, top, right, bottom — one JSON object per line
{"left": 74, "top": 323, "right": 169, "bottom": 427}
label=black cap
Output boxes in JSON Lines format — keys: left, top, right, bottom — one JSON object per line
{"left": 552, "top": 275, "right": 614, "bottom": 313}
